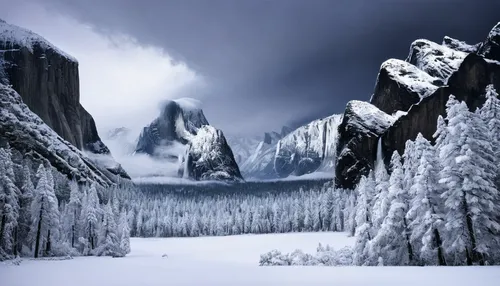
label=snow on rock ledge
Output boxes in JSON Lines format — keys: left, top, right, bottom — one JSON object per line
{"left": 370, "top": 59, "right": 439, "bottom": 114}
{"left": 442, "top": 36, "right": 481, "bottom": 53}
{"left": 406, "top": 39, "right": 467, "bottom": 83}
{"left": 185, "top": 125, "right": 243, "bottom": 182}
{"left": 0, "top": 19, "right": 77, "bottom": 62}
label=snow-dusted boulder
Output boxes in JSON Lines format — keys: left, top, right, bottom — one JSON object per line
{"left": 406, "top": 39, "right": 467, "bottom": 84}
{"left": 442, "top": 36, "right": 481, "bottom": 53}
{"left": 370, "top": 59, "right": 439, "bottom": 114}
{"left": 0, "top": 19, "right": 128, "bottom": 180}
{"left": 335, "top": 101, "right": 395, "bottom": 189}
{"left": 478, "top": 22, "right": 500, "bottom": 61}
{"left": 0, "top": 83, "right": 122, "bottom": 186}
{"left": 184, "top": 126, "right": 243, "bottom": 181}
{"left": 274, "top": 114, "right": 342, "bottom": 178}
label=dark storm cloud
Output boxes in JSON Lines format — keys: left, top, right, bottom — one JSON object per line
{"left": 21, "top": 0, "right": 500, "bottom": 135}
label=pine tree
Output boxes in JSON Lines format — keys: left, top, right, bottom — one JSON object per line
{"left": 408, "top": 136, "right": 446, "bottom": 265}
{"left": 0, "top": 148, "right": 20, "bottom": 256}
{"left": 440, "top": 96, "right": 500, "bottom": 265}
{"left": 353, "top": 173, "right": 376, "bottom": 265}
{"left": 82, "top": 184, "right": 100, "bottom": 251}
{"left": 372, "top": 142, "right": 390, "bottom": 232}
{"left": 29, "top": 164, "right": 60, "bottom": 258}
{"left": 95, "top": 202, "right": 120, "bottom": 257}
{"left": 118, "top": 210, "right": 131, "bottom": 256}
{"left": 370, "top": 151, "right": 413, "bottom": 265}
{"left": 480, "top": 84, "right": 500, "bottom": 189}
{"left": 67, "top": 180, "right": 81, "bottom": 248}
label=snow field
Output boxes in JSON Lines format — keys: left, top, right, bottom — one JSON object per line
{"left": 1, "top": 232, "right": 499, "bottom": 286}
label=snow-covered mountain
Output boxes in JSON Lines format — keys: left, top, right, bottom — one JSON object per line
{"left": 0, "top": 19, "right": 128, "bottom": 184}
{"left": 274, "top": 114, "right": 343, "bottom": 178}
{"left": 236, "top": 115, "right": 342, "bottom": 180}
{"left": 133, "top": 98, "right": 243, "bottom": 182}
{"left": 335, "top": 22, "right": 500, "bottom": 189}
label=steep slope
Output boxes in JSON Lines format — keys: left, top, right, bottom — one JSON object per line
{"left": 0, "top": 83, "right": 119, "bottom": 186}
{"left": 0, "top": 19, "right": 128, "bottom": 180}
{"left": 135, "top": 99, "right": 243, "bottom": 181}
{"left": 274, "top": 114, "right": 343, "bottom": 178}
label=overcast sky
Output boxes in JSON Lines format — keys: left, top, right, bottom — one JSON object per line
{"left": 1, "top": 0, "right": 499, "bottom": 138}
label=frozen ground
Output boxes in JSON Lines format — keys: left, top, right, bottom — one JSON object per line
{"left": 1, "top": 232, "right": 499, "bottom": 286}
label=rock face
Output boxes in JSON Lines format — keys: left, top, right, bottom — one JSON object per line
{"left": 0, "top": 19, "right": 128, "bottom": 180}
{"left": 335, "top": 101, "right": 395, "bottom": 189}
{"left": 335, "top": 22, "right": 500, "bottom": 189}
{"left": 135, "top": 98, "right": 243, "bottom": 181}
{"left": 274, "top": 114, "right": 342, "bottom": 178}
{"left": 185, "top": 126, "right": 243, "bottom": 181}
{"left": 370, "top": 59, "right": 439, "bottom": 114}
{"left": 382, "top": 54, "right": 500, "bottom": 159}
{"left": 0, "top": 83, "right": 120, "bottom": 186}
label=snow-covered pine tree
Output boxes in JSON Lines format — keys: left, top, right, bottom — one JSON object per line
{"left": 17, "top": 163, "right": 34, "bottom": 255}
{"left": 29, "top": 164, "right": 60, "bottom": 258}
{"left": 66, "top": 180, "right": 81, "bottom": 248}
{"left": 372, "top": 139, "right": 390, "bottom": 232}
{"left": 369, "top": 151, "right": 413, "bottom": 265}
{"left": 83, "top": 184, "right": 100, "bottom": 251}
{"left": 408, "top": 135, "right": 447, "bottom": 265}
{"left": 118, "top": 210, "right": 131, "bottom": 256}
{"left": 95, "top": 202, "right": 120, "bottom": 257}
{"left": 0, "top": 147, "right": 20, "bottom": 257}
{"left": 480, "top": 84, "right": 500, "bottom": 189}
{"left": 440, "top": 96, "right": 500, "bottom": 265}
{"left": 353, "top": 172, "right": 376, "bottom": 266}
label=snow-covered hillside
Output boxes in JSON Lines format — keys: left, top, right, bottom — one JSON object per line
{"left": 2, "top": 233, "right": 498, "bottom": 286}
{"left": 0, "top": 83, "right": 121, "bottom": 186}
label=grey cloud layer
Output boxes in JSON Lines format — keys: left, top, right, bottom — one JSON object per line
{"left": 20, "top": 0, "right": 500, "bottom": 135}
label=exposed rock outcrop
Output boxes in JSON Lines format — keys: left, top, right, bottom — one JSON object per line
{"left": 370, "top": 59, "right": 439, "bottom": 114}
{"left": 0, "top": 19, "right": 128, "bottom": 181}
{"left": 335, "top": 101, "right": 395, "bottom": 189}
{"left": 184, "top": 126, "right": 243, "bottom": 181}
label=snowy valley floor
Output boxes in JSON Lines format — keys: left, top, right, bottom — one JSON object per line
{"left": 1, "top": 232, "right": 499, "bottom": 286}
